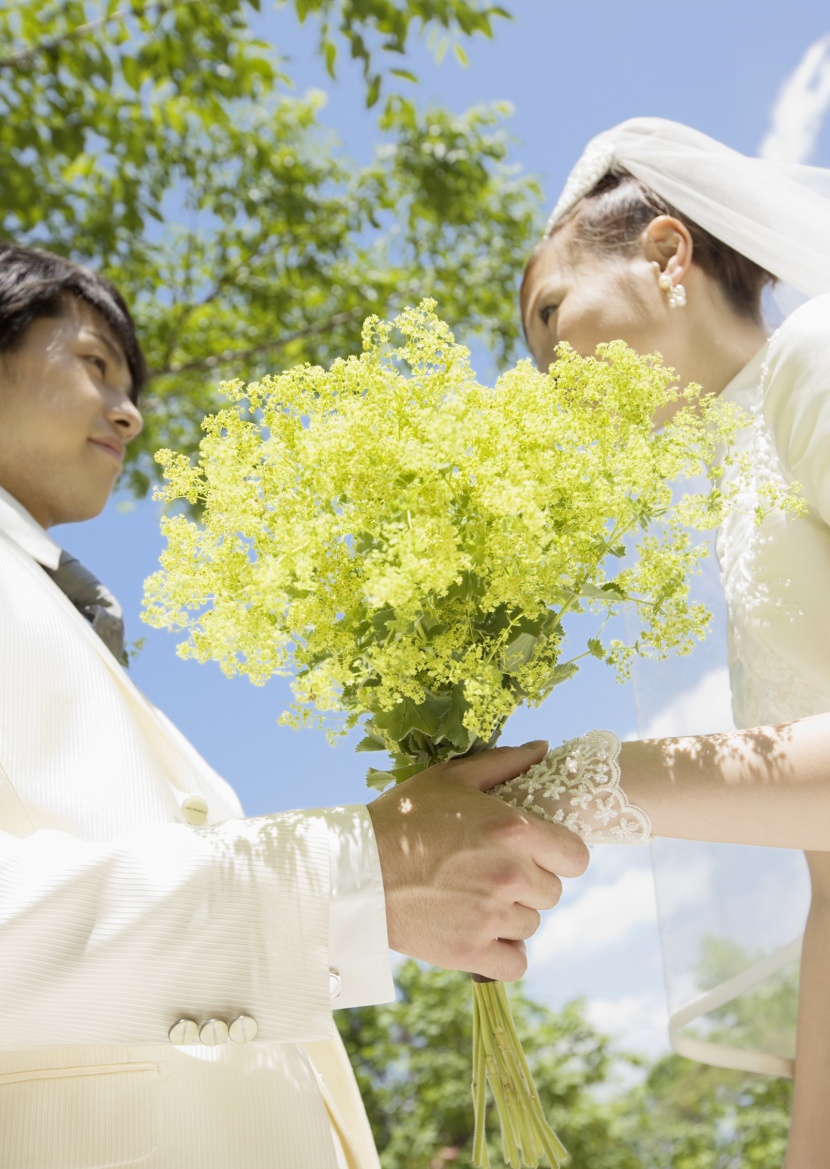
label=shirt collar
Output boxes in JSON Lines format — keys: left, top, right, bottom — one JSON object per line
{"left": 0, "top": 484, "right": 62, "bottom": 570}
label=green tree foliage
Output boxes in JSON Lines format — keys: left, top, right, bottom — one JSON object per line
{"left": 694, "top": 934, "right": 799, "bottom": 1061}
{"left": 619, "top": 1054, "right": 792, "bottom": 1169}
{"left": 337, "top": 960, "right": 794, "bottom": 1169}
{"left": 614, "top": 935, "right": 795, "bottom": 1167}
{"left": 0, "top": 0, "right": 541, "bottom": 493}
{"left": 336, "top": 959, "right": 641, "bottom": 1169}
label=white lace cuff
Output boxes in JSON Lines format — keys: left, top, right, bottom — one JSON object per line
{"left": 491, "top": 730, "right": 653, "bottom": 845}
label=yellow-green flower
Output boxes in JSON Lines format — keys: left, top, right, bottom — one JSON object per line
{"left": 143, "top": 300, "right": 798, "bottom": 787}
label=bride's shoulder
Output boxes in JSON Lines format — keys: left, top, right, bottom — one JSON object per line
{"left": 767, "top": 294, "right": 830, "bottom": 371}
{"left": 762, "top": 295, "right": 830, "bottom": 522}
{"left": 764, "top": 295, "right": 830, "bottom": 409}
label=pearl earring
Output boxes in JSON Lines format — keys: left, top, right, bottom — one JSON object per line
{"left": 657, "top": 270, "right": 687, "bottom": 309}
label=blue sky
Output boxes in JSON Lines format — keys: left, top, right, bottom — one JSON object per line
{"left": 55, "top": 1, "right": 830, "bottom": 1056}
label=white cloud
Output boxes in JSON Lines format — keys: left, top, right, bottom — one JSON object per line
{"left": 650, "top": 848, "right": 714, "bottom": 919}
{"left": 760, "top": 33, "right": 830, "bottom": 163}
{"left": 530, "top": 866, "right": 658, "bottom": 964}
{"left": 586, "top": 991, "right": 671, "bottom": 1061}
{"left": 632, "top": 664, "right": 734, "bottom": 740}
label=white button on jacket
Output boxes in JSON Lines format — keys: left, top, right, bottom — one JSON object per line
{"left": 180, "top": 793, "right": 209, "bottom": 826}
{"left": 168, "top": 1018, "right": 200, "bottom": 1046}
{"left": 229, "top": 1015, "right": 259, "bottom": 1044}
{"left": 199, "top": 1018, "right": 230, "bottom": 1046}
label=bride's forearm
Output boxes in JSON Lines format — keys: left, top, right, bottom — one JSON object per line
{"left": 619, "top": 712, "right": 830, "bottom": 850}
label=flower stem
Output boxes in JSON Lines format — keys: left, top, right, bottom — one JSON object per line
{"left": 470, "top": 978, "right": 567, "bottom": 1168}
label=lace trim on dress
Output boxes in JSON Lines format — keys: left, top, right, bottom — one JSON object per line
{"left": 491, "top": 730, "right": 653, "bottom": 845}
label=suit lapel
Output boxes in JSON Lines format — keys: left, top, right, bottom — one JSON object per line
{"left": 0, "top": 530, "right": 220, "bottom": 804}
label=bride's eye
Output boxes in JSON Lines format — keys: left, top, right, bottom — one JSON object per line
{"left": 538, "top": 303, "right": 559, "bottom": 328}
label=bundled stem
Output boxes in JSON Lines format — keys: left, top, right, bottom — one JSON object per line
{"left": 471, "top": 977, "right": 568, "bottom": 1168}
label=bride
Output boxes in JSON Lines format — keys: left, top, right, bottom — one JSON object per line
{"left": 505, "top": 118, "right": 830, "bottom": 1167}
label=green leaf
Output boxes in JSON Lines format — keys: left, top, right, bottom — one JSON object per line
{"left": 366, "top": 760, "right": 426, "bottom": 789}
{"left": 355, "top": 733, "right": 388, "bottom": 753}
{"left": 436, "top": 694, "right": 473, "bottom": 752}
{"left": 324, "top": 40, "right": 337, "bottom": 78}
{"left": 372, "top": 696, "right": 434, "bottom": 741}
{"left": 549, "top": 661, "right": 579, "bottom": 687}
{"left": 577, "top": 581, "right": 626, "bottom": 601}
{"left": 371, "top": 689, "right": 470, "bottom": 747}
{"left": 366, "top": 74, "right": 381, "bottom": 107}
{"left": 501, "top": 631, "right": 538, "bottom": 672}
{"left": 577, "top": 582, "right": 610, "bottom": 599}
{"left": 413, "top": 613, "right": 444, "bottom": 641}
{"left": 365, "top": 768, "right": 396, "bottom": 792}
{"left": 369, "top": 608, "right": 396, "bottom": 637}
{"left": 122, "top": 54, "right": 142, "bottom": 94}
{"left": 390, "top": 68, "right": 418, "bottom": 82}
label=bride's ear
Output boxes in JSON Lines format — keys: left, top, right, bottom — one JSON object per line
{"left": 641, "top": 215, "right": 694, "bottom": 283}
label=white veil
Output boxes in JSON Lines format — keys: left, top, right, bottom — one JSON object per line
{"left": 547, "top": 118, "right": 830, "bottom": 297}
{"left": 548, "top": 118, "right": 830, "bottom": 1077}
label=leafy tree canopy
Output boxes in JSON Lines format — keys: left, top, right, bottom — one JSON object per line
{"left": 337, "top": 959, "right": 641, "bottom": 1169}
{"left": 0, "top": 0, "right": 541, "bottom": 493}
{"left": 338, "top": 959, "right": 793, "bottom": 1169}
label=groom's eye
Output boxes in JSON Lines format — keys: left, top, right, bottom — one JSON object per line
{"left": 538, "top": 303, "right": 559, "bottom": 327}
{"left": 85, "top": 354, "right": 107, "bottom": 375}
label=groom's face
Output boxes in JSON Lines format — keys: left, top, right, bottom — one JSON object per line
{"left": 0, "top": 297, "right": 143, "bottom": 528}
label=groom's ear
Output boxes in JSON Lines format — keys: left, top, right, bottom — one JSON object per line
{"left": 640, "top": 215, "right": 694, "bottom": 283}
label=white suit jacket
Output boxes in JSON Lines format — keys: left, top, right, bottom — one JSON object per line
{"left": 0, "top": 493, "right": 394, "bottom": 1169}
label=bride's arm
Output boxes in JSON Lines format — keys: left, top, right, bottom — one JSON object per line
{"left": 493, "top": 712, "right": 830, "bottom": 851}
{"left": 619, "top": 714, "right": 830, "bottom": 849}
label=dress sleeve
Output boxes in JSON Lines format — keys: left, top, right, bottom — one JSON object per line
{"left": 762, "top": 293, "right": 830, "bottom": 524}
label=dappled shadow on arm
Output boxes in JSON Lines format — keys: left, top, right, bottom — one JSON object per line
{"left": 630, "top": 717, "right": 830, "bottom": 849}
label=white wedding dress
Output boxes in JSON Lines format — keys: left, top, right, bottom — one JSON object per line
{"left": 642, "top": 292, "right": 830, "bottom": 1076}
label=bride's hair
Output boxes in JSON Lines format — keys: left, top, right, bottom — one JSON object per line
{"left": 522, "top": 165, "right": 775, "bottom": 327}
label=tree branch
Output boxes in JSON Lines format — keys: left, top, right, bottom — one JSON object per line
{"left": 0, "top": 0, "right": 194, "bottom": 72}
{"left": 150, "top": 303, "right": 372, "bottom": 379}
{"left": 150, "top": 285, "right": 425, "bottom": 380}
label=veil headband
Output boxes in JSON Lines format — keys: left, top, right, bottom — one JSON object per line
{"left": 547, "top": 118, "right": 830, "bottom": 299}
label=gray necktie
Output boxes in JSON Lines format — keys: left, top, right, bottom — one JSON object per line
{"left": 43, "top": 551, "right": 126, "bottom": 663}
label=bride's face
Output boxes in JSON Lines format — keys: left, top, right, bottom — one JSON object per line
{"left": 522, "top": 224, "right": 676, "bottom": 372}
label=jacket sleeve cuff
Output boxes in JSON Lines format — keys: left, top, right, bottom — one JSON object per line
{"left": 322, "top": 805, "right": 395, "bottom": 1009}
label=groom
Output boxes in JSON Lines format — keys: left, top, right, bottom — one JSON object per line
{"left": 0, "top": 243, "right": 588, "bottom": 1169}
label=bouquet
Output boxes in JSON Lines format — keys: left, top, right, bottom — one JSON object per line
{"left": 143, "top": 302, "right": 792, "bottom": 1166}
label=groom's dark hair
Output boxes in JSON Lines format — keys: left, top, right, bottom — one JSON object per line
{"left": 0, "top": 243, "right": 147, "bottom": 401}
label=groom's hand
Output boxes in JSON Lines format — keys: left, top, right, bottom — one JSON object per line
{"left": 367, "top": 741, "right": 589, "bottom": 981}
